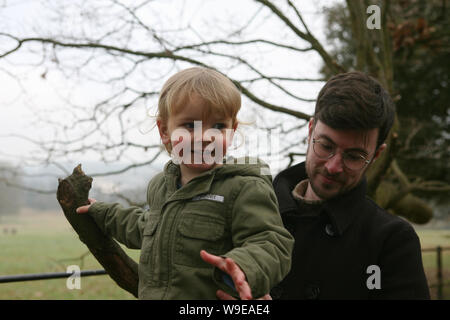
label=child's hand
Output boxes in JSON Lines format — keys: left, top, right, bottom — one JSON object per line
{"left": 76, "top": 198, "right": 97, "bottom": 214}
{"left": 216, "top": 290, "right": 272, "bottom": 300}
{"left": 200, "top": 250, "right": 252, "bottom": 300}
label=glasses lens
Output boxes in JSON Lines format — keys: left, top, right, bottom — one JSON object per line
{"left": 313, "top": 139, "right": 333, "bottom": 159}
{"left": 314, "top": 139, "right": 368, "bottom": 171}
{"left": 342, "top": 153, "right": 367, "bottom": 170}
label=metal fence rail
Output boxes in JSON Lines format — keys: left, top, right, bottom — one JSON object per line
{"left": 421, "top": 245, "right": 450, "bottom": 300}
{"left": 1, "top": 246, "right": 449, "bottom": 299}
{"left": 0, "top": 269, "right": 106, "bottom": 284}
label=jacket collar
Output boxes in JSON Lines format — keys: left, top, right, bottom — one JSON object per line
{"left": 163, "top": 161, "right": 216, "bottom": 202}
{"left": 163, "top": 157, "right": 271, "bottom": 202}
{"left": 273, "top": 162, "right": 367, "bottom": 236}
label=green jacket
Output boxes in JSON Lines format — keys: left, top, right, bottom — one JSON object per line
{"left": 88, "top": 158, "right": 294, "bottom": 299}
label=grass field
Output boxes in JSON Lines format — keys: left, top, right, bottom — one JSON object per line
{"left": 0, "top": 209, "right": 139, "bottom": 299}
{"left": 0, "top": 209, "right": 449, "bottom": 299}
{"left": 416, "top": 228, "right": 450, "bottom": 299}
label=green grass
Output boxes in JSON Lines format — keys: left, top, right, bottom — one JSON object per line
{"left": 0, "top": 209, "right": 139, "bottom": 299}
{"left": 415, "top": 228, "right": 450, "bottom": 300}
{"left": 1, "top": 210, "right": 449, "bottom": 299}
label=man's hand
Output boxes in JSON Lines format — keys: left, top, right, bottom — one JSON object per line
{"left": 76, "top": 198, "right": 97, "bottom": 214}
{"left": 200, "top": 250, "right": 253, "bottom": 300}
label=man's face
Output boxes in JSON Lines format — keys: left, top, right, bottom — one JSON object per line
{"left": 305, "top": 119, "right": 385, "bottom": 201}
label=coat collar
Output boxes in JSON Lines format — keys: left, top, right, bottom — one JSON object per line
{"left": 163, "top": 161, "right": 216, "bottom": 202}
{"left": 273, "top": 162, "right": 368, "bottom": 236}
{"left": 162, "top": 157, "right": 272, "bottom": 202}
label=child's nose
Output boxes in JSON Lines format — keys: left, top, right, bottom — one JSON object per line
{"left": 202, "top": 130, "right": 216, "bottom": 142}
{"left": 192, "top": 130, "right": 212, "bottom": 143}
{"left": 202, "top": 126, "right": 223, "bottom": 142}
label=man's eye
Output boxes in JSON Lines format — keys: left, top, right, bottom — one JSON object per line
{"left": 320, "top": 142, "right": 333, "bottom": 151}
{"left": 345, "top": 153, "right": 364, "bottom": 161}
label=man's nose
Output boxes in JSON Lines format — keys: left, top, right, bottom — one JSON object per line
{"left": 324, "top": 153, "right": 344, "bottom": 175}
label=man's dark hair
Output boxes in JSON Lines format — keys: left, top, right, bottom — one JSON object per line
{"left": 314, "top": 71, "right": 395, "bottom": 148}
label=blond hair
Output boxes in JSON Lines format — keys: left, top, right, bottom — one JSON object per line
{"left": 157, "top": 67, "right": 241, "bottom": 125}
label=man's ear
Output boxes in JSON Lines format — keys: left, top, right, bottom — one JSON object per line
{"left": 156, "top": 119, "right": 170, "bottom": 145}
{"left": 308, "top": 118, "right": 315, "bottom": 141}
{"left": 372, "top": 143, "right": 387, "bottom": 162}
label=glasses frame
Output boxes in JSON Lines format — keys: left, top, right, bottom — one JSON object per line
{"left": 312, "top": 138, "right": 372, "bottom": 171}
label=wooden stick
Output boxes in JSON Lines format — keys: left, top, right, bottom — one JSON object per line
{"left": 56, "top": 164, "right": 139, "bottom": 298}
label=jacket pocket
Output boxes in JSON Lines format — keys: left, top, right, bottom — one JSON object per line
{"left": 174, "top": 213, "right": 226, "bottom": 268}
{"left": 140, "top": 214, "right": 160, "bottom": 265}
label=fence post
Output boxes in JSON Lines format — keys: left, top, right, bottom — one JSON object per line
{"left": 437, "top": 246, "right": 442, "bottom": 300}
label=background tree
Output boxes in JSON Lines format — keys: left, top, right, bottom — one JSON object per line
{"left": 322, "top": 0, "right": 449, "bottom": 222}
{"left": 0, "top": 0, "right": 447, "bottom": 223}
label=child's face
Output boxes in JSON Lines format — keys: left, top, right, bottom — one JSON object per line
{"left": 157, "top": 94, "right": 237, "bottom": 174}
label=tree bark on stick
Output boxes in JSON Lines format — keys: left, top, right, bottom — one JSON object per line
{"left": 56, "top": 164, "right": 139, "bottom": 298}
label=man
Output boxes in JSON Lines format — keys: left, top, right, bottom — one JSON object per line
{"left": 205, "top": 71, "right": 430, "bottom": 300}
{"left": 270, "top": 71, "right": 430, "bottom": 299}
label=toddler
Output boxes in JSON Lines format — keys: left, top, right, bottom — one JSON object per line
{"left": 77, "top": 67, "right": 293, "bottom": 299}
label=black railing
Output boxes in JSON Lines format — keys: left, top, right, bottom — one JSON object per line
{"left": 0, "top": 269, "right": 106, "bottom": 283}
{"left": 421, "top": 245, "right": 450, "bottom": 300}
{"left": 1, "top": 245, "right": 449, "bottom": 299}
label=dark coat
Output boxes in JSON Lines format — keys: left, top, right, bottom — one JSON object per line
{"left": 272, "top": 162, "right": 430, "bottom": 300}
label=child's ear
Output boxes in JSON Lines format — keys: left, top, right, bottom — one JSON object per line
{"left": 157, "top": 119, "right": 170, "bottom": 145}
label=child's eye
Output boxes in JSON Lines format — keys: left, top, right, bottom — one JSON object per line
{"left": 183, "top": 122, "right": 195, "bottom": 130}
{"left": 212, "top": 123, "right": 226, "bottom": 130}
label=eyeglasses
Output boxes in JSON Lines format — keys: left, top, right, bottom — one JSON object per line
{"left": 312, "top": 138, "right": 371, "bottom": 171}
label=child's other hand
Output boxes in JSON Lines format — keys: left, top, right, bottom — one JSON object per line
{"left": 200, "top": 250, "right": 252, "bottom": 300}
{"left": 76, "top": 198, "right": 97, "bottom": 214}
{"left": 216, "top": 290, "right": 272, "bottom": 301}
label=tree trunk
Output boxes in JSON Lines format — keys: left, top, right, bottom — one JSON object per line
{"left": 56, "top": 164, "right": 139, "bottom": 298}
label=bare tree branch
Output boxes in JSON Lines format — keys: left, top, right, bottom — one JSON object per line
{"left": 0, "top": 177, "right": 55, "bottom": 194}
{"left": 255, "top": 0, "right": 346, "bottom": 74}
{"left": 89, "top": 149, "right": 164, "bottom": 177}
{"left": 175, "top": 39, "right": 314, "bottom": 53}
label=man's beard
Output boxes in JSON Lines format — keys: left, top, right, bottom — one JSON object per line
{"left": 305, "top": 154, "right": 346, "bottom": 201}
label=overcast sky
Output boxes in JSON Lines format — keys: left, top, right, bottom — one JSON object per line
{"left": 0, "top": 0, "right": 341, "bottom": 187}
